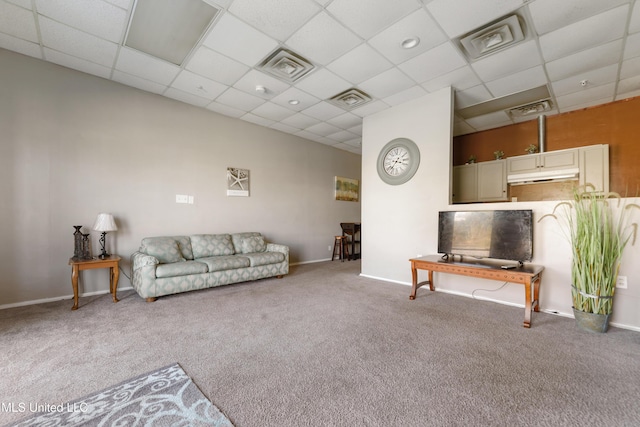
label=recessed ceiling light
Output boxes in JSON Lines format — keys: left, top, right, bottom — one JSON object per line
{"left": 288, "top": 99, "right": 300, "bottom": 105}
{"left": 401, "top": 37, "right": 420, "bottom": 49}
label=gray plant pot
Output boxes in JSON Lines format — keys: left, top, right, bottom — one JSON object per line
{"left": 572, "top": 307, "right": 611, "bottom": 333}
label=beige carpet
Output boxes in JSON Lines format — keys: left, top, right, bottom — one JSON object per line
{"left": 2, "top": 260, "right": 639, "bottom": 426}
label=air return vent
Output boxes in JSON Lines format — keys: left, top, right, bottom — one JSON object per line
{"left": 508, "top": 100, "right": 552, "bottom": 118}
{"left": 258, "top": 48, "right": 315, "bottom": 83}
{"left": 458, "top": 14, "right": 525, "bottom": 60}
{"left": 328, "top": 88, "right": 372, "bottom": 110}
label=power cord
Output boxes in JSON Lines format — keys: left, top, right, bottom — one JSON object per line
{"left": 471, "top": 281, "right": 509, "bottom": 299}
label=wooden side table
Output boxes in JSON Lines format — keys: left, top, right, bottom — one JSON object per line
{"left": 68, "top": 255, "right": 121, "bottom": 310}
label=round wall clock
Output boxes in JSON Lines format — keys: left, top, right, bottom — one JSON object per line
{"left": 376, "top": 137, "right": 421, "bottom": 185}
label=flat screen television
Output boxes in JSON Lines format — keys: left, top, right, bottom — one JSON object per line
{"left": 437, "top": 210, "right": 533, "bottom": 262}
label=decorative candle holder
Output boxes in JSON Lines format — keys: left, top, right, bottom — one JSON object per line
{"left": 73, "top": 226, "right": 83, "bottom": 259}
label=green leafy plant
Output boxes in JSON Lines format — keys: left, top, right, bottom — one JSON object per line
{"left": 539, "top": 185, "right": 639, "bottom": 315}
{"left": 525, "top": 144, "right": 538, "bottom": 154}
{"left": 467, "top": 154, "right": 477, "bottom": 164}
{"left": 493, "top": 150, "right": 504, "bottom": 160}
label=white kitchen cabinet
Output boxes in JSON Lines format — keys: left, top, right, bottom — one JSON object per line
{"left": 579, "top": 144, "right": 609, "bottom": 193}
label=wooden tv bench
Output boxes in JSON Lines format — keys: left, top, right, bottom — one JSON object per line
{"left": 409, "top": 255, "right": 544, "bottom": 328}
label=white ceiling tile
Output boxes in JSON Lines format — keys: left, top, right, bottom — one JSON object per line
{"left": 529, "top": 0, "right": 629, "bottom": 35}
{"left": 164, "top": 87, "right": 212, "bottom": 107}
{"left": 421, "top": 66, "right": 480, "bottom": 93}
{"left": 465, "top": 111, "right": 512, "bottom": 131}
{"left": 35, "top": 0, "right": 127, "bottom": 43}
{"left": 546, "top": 40, "right": 623, "bottom": 81}
{"left": 0, "top": 33, "right": 42, "bottom": 58}
{"left": 39, "top": 17, "right": 118, "bottom": 67}
{"left": 471, "top": 40, "right": 541, "bottom": 82}
{"left": 251, "top": 102, "right": 297, "bottom": 121}
{"left": 399, "top": 42, "right": 466, "bottom": 83}
{"left": 206, "top": 101, "right": 245, "bottom": 118}
{"left": 552, "top": 64, "right": 619, "bottom": 97}
{"left": 617, "top": 75, "right": 640, "bottom": 97}
{"left": 382, "top": 85, "right": 428, "bottom": 107}
{"left": 286, "top": 12, "right": 361, "bottom": 66}
{"left": 202, "top": 12, "right": 279, "bottom": 67}
{"left": 305, "top": 122, "right": 342, "bottom": 137}
{"left": 359, "top": 67, "right": 416, "bottom": 99}
{"left": 350, "top": 99, "right": 389, "bottom": 117}
{"left": 281, "top": 112, "right": 320, "bottom": 129}
{"left": 539, "top": 6, "right": 627, "bottom": 62}
{"left": 270, "top": 87, "right": 321, "bottom": 111}
{"left": 616, "top": 88, "right": 640, "bottom": 100}
{"left": 623, "top": 32, "right": 640, "bottom": 60}
{"left": 232, "top": 69, "right": 290, "bottom": 98}
{"left": 270, "top": 122, "right": 301, "bottom": 134}
{"left": 555, "top": 82, "right": 615, "bottom": 110}
{"left": 115, "top": 47, "right": 181, "bottom": 85}
{"left": 312, "top": 0, "right": 331, "bottom": 6}
{"left": 368, "top": 9, "right": 448, "bottom": 64}
{"left": 559, "top": 96, "right": 614, "bottom": 114}
{"left": 485, "top": 65, "right": 547, "bottom": 98}
{"left": 327, "top": 0, "right": 419, "bottom": 39}
{"left": 343, "top": 137, "right": 362, "bottom": 148}
{"left": 326, "top": 112, "right": 362, "bottom": 130}
{"left": 454, "top": 85, "right": 493, "bottom": 108}
{"left": 203, "top": 0, "right": 232, "bottom": 9}
{"left": 327, "top": 129, "right": 358, "bottom": 142}
{"left": 620, "top": 56, "right": 640, "bottom": 80}
{"left": 241, "top": 113, "right": 275, "bottom": 127}
{"left": 453, "top": 119, "right": 476, "bottom": 136}
{"left": 294, "top": 68, "right": 351, "bottom": 99}
{"left": 215, "top": 87, "right": 266, "bottom": 111}
{"left": 301, "top": 102, "right": 345, "bottom": 121}
{"left": 43, "top": 47, "right": 112, "bottom": 78}
{"left": 0, "top": 1, "right": 39, "bottom": 43}
{"left": 171, "top": 70, "right": 228, "bottom": 100}
{"left": 326, "top": 43, "right": 392, "bottom": 84}
{"left": 185, "top": 46, "right": 249, "bottom": 86}
{"left": 6, "top": 0, "right": 33, "bottom": 9}
{"left": 229, "top": 0, "right": 320, "bottom": 41}
{"left": 112, "top": 70, "right": 167, "bottom": 94}
{"left": 630, "top": 1, "right": 640, "bottom": 33}
{"left": 347, "top": 123, "right": 363, "bottom": 135}
{"left": 426, "top": 0, "right": 523, "bottom": 38}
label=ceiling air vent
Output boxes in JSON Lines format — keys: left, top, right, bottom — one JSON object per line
{"left": 458, "top": 14, "right": 525, "bottom": 60}
{"left": 508, "top": 100, "right": 552, "bottom": 118}
{"left": 258, "top": 48, "right": 315, "bottom": 83}
{"left": 328, "top": 88, "right": 372, "bottom": 110}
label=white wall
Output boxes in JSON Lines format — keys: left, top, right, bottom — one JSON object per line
{"left": 0, "top": 49, "right": 361, "bottom": 307}
{"left": 360, "top": 87, "right": 640, "bottom": 331}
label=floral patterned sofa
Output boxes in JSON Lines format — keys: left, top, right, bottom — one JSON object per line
{"left": 130, "top": 232, "right": 289, "bottom": 301}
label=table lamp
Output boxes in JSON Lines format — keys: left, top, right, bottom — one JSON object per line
{"left": 93, "top": 213, "right": 118, "bottom": 259}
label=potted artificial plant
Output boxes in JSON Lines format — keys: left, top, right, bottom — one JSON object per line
{"left": 540, "top": 185, "right": 639, "bottom": 332}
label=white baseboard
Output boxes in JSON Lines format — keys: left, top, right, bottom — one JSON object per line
{"left": 0, "top": 286, "right": 134, "bottom": 311}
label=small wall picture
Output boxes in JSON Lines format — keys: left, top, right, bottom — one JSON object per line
{"left": 335, "top": 176, "right": 359, "bottom": 202}
{"left": 227, "top": 167, "right": 249, "bottom": 197}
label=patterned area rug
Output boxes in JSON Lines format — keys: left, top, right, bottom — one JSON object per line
{"left": 8, "top": 363, "right": 233, "bottom": 426}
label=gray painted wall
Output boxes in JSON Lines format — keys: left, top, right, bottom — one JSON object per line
{"left": 0, "top": 49, "right": 361, "bottom": 306}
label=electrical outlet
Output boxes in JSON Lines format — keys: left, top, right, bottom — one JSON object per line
{"left": 328, "top": 245, "right": 331, "bottom": 251}
{"left": 176, "top": 194, "right": 188, "bottom": 203}
{"left": 616, "top": 275, "right": 628, "bottom": 289}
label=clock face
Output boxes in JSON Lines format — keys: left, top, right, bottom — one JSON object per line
{"left": 377, "top": 138, "right": 420, "bottom": 185}
{"left": 383, "top": 146, "right": 410, "bottom": 176}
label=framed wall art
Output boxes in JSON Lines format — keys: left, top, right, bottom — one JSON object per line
{"left": 227, "top": 167, "right": 249, "bottom": 197}
{"left": 335, "top": 176, "right": 359, "bottom": 202}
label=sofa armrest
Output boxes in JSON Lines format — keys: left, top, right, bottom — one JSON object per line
{"left": 266, "top": 243, "right": 289, "bottom": 256}
{"left": 131, "top": 251, "right": 159, "bottom": 270}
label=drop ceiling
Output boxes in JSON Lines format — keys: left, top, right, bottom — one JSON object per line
{"left": 1, "top": 0, "right": 639, "bottom": 155}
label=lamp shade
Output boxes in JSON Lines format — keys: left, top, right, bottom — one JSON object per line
{"left": 92, "top": 213, "right": 118, "bottom": 232}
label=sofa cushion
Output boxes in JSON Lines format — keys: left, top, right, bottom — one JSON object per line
{"left": 191, "top": 234, "right": 235, "bottom": 258}
{"left": 198, "top": 255, "right": 250, "bottom": 272}
{"left": 240, "top": 235, "right": 267, "bottom": 254}
{"left": 174, "top": 236, "right": 194, "bottom": 260}
{"left": 156, "top": 261, "right": 208, "bottom": 278}
{"left": 140, "top": 237, "right": 185, "bottom": 264}
{"left": 243, "top": 252, "right": 285, "bottom": 267}
{"left": 231, "top": 232, "right": 262, "bottom": 253}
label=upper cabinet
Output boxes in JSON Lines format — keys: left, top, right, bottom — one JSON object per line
{"left": 452, "top": 144, "right": 609, "bottom": 203}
